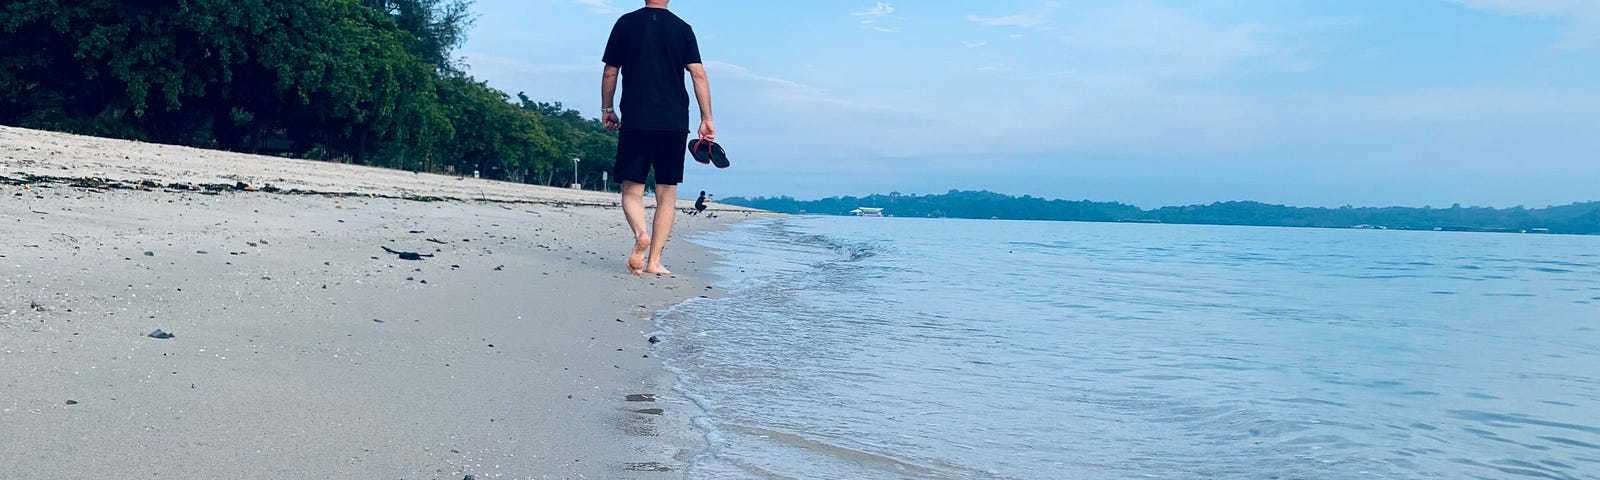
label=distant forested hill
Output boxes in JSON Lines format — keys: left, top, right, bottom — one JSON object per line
{"left": 0, "top": 0, "right": 615, "bottom": 188}
{"left": 723, "top": 191, "right": 1600, "bottom": 235}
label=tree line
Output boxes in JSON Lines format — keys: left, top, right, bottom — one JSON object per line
{"left": 723, "top": 190, "right": 1600, "bottom": 235}
{"left": 0, "top": 0, "right": 616, "bottom": 187}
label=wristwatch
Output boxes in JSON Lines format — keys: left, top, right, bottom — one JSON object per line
{"left": 601, "top": 107, "right": 615, "bottom": 114}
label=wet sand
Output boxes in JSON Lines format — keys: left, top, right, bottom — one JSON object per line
{"left": 1, "top": 126, "right": 764, "bottom": 479}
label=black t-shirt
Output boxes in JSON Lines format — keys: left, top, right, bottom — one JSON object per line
{"left": 603, "top": 7, "right": 702, "bottom": 133}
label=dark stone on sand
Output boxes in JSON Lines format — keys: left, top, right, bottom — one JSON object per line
{"left": 381, "top": 246, "right": 432, "bottom": 260}
{"left": 65, "top": 400, "right": 78, "bottom": 405}
{"left": 625, "top": 394, "right": 656, "bottom": 402}
{"left": 624, "top": 462, "right": 673, "bottom": 472}
{"left": 631, "top": 408, "right": 664, "bottom": 415}
{"left": 647, "top": 335, "right": 660, "bottom": 344}
{"left": 148, "top": 329, "right": 175, "bottom": 339}
{"left": 143, "top": 251, "right": 154, "bottom": 256}
{"left": 463, "top": 475, "right": 476, "bottom": 480}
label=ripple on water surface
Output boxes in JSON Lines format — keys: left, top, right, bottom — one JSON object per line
{"left": 659, "top": 219, "right": 1600, "bottom": 479}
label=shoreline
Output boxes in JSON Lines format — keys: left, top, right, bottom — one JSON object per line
{"left": 0, "top": 125, "right": 766, "bottom": 211}
{"left": 2, "top": 125, "right": 770, "bottom": 478}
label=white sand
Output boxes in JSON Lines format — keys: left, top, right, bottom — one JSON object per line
{"left": 1, "top": 125, "right": 759, "bottom": 210}
{"left": 1, "top": 126, "right": 767, "bottom": 479}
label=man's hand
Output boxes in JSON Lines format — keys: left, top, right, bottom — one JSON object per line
{"left": 698, "top": 119, "right": 716, "bottom": 142}
{"left": 687, "top": 63, "right": 714, "bottom": 142}
{"left": 601, "top": 65, "right": 620, "bottom": 131}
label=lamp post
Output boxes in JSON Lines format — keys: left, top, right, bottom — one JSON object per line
{"left": 571, "top": 157, "right": 580, "bottom": 189}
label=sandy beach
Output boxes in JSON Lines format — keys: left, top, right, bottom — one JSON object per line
{"left": 1, "top": 125, "right": 764, "bottom": 479}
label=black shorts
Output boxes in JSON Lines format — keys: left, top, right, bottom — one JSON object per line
{"left": 613, "top": 130, "right": 687, "bottom": 185}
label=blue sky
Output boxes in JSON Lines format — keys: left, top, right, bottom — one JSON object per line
{"left": 459, "top": 0, "right": 1600, "bottom": 207}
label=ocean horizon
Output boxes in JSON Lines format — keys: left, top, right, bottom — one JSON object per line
{"left": 657, "top": 215, "right": 1600, "bottom": 479}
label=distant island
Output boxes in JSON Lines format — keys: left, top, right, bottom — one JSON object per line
{"left": 722, "top": 190, "right": 1600, "bottom": 235}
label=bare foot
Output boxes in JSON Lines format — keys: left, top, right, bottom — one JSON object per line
{"left": 627, "top": 236, "right": 649, "bottom": 275}
{"left": 645, "top": 263, "right": 672, "bottom": 276}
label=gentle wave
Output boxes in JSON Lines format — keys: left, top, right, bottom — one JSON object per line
{"left": 664, "top": 218, "right": 1600, "bottom": 479}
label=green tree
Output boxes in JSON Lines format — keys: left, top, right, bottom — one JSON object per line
{"left": 358, "top": 0, "right": 475, "bottom": 74}
{"left": 516, "top": 95, "right": 618, "bottom": 187}
{"left": 0, "top": 0, "right": 616, "bottom": 189}
{"left": 433, "top": 76, "right": 559, "bottom": 180}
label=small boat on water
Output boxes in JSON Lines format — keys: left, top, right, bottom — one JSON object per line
{"left": 851, "top": 207, "right": 884, "bottom": 217}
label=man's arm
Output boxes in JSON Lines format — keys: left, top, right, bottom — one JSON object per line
{"left": 601, "top": 65, "right": 621, "bottom": 131}
{"left": 687, "top": 63, "right": 714, "bottom": 141}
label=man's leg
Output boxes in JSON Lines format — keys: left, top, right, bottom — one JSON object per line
{"left": 645, "top": 184, "right": 678, "bottom": 275}
{"left": 621, "top": 181, "right": 650, "bottom": 275}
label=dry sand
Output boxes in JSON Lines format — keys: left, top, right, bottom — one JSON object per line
{"left": 1, "top": 126, "right": 768, "bottom": 479}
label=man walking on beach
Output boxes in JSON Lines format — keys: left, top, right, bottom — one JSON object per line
{"left": 601, "top": 0, "right": 715, "bottom": 276}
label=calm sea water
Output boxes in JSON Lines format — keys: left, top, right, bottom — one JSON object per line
{"left": 656, "top": 217, "right": 1600, "bottom": 479}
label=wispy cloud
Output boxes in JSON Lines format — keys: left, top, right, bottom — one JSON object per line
{"left": 705, "top": 61, "right": 897, "bottom": 112}
{"left": 1048, "top": 4, "right": 1294, "bottom": 77}
{"left": 706, "top": 61, "right": 820, "bottom": 95}
{"left": 1451, "top": 0, "right": 1600, "bottom": 18}
{"left": 462, "top": 54, "right": 591, "bottom": 76}
{"left": 1451, "top": 0, "right": 1600, "bottom": 49}
{"left": 574, "top": 0, "right": 624, "bottom": 15}
{"left": 962, "top": 40, "right": 988, "bottom": 48}
{"left": 852, "top": 2, "right": 900, "bottom": 32}
{"left": 852, "top": 2, "right": 895, "bottom": 17}
{"left": 967, "top": 1, "right": 1060, "bottom": 29}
